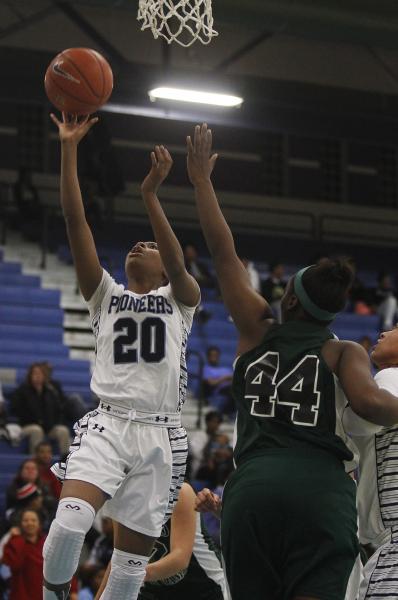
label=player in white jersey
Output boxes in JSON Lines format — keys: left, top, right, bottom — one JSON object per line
{"left": 350, "top": 328, "right": 398, "bottom": 600}
{"left": 43, "top": 113, "right": 200, "bottom": 600}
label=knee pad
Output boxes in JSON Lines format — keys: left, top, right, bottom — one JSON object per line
{"left": 99, "top": 549, "right": 148, "bottom": 600}
{"left": 43, "top": 497, "right": 95, "bottom": 585}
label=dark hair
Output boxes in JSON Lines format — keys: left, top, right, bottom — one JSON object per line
{"left": 206, "top": 346, "right": 220, "bottom": 355}
{"left": 205, "top": 410, "right": 223, "bottom": 424}
{"left": 14, "top": 458, "right": 39, "bottom": 483}
{"left": 301, "top": 257, "right": 355, "bottom": 318}
{"left": 35, "top": 441, "right": 52, "bottom": 452}
{"left": 19, "top": 508, "right": 42, "bottom": 526}
{"left": 269, "top": 260, "right": 284, "bottom": 272}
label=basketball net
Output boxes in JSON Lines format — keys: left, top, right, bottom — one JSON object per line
{"left": 137, "top": 0, "right": 218, "bottom": 47}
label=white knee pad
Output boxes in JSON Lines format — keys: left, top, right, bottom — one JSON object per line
{"left": 43, "top": 497, "right": 95, "bottom": 585}
{"left": 99, "top": 549, "right": 148, "bottom": 600}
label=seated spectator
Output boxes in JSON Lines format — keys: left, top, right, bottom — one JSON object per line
{"left": 10, "top": 363, "right": 71, "bottom": 455}
{"left": 202, "top": 347, "right": 234, "bottom": 416}
{"left": 189, "top": 410, "right": 223, "bottom": 478}
{"left": 241, "top": 257, "right": 261, "bottom": 292}
{"left": 40, "top": 361, "right": 87, "bottom": 423}
{"left": 261, "top": 261, "right": 286, "bottom": 321}
{"left": 85, "top": 516, "right": 113, "bottom": 568}
{"left": 2, "top": 509, "right": 78, "bottom": 600}
{"left": 78, "top": 564, "right": 106, "bottom": 600}
{"left": 4, "top": 459, "right": 55, "bottom": 532}
{"left": 374, "top": 273, "right": 398, "bottom": 330}
{"left": 33, "top": 441, "right": 62, "bottom": 500}
{"left": 196, "top": 431, "right": 234, "bottom": 490}
{"left": 184, "top": 244, "right": 214, "bottom": 288}
{"left": 2, "top": 509, "right": 45, "bottom": 600}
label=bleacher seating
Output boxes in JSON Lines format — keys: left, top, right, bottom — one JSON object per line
{"left": 0, "top": 254, "right": 92, "bottom": 402}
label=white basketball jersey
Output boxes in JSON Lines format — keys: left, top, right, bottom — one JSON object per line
{"left": 354, "top": 368, "right": 398, "bottom": 545}
{"left": 87, "top": 269, "right": 196, "bottom": 413}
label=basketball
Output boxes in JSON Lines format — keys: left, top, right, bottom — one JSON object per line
{"left": 44, "top": 47, "right": 113, "bottom": 115}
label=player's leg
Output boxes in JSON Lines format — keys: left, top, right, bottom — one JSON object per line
{"left": 43, "top": 479, "right": 107, "bottom": 599}
{"left": 221, "top": 467, "right": 283, "bottom": 600}
{"left": 98, "top": 520, "right": 155, "bottom": 600}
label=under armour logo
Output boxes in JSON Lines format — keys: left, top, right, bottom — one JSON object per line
{"left": 65, "top": 504, "right": 81, "bottom": 511}
{"left": 155, "top": 416, "right": 169, "bottom": 423}
{"left": 93, "top": 424, "right": 105, "bottom": 432}
{"left": 101, "top": 402, "right": 111, "bottom": 412}
{"left": 128, "top": 559, "right": 143, "bottom": 566}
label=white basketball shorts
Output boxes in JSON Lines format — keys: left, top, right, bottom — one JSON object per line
{"left": 59, "top": 409, "right": 188, "bottom": 537}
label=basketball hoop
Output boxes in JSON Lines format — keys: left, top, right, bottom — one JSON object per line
{"left": 137, "top": 0, "right": 218, "bottom": 48}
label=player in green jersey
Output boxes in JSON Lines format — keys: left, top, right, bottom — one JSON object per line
{"left": 187, "top": 123, "right": 398, "bottom": 600}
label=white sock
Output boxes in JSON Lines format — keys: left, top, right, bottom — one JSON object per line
{"left": 99, "top": 548, "right": 149, "bottom": 600}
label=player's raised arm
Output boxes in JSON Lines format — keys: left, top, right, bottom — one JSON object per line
{"left": 337, "top": 341, "right": 398, "bottom": 427}
{"left": 50, "top": 112, "right": 102, "bottom": 301}
{"left": 187, "top": 124, "right": 274, "bottom": 344}
{"left": 141, "top": 145, "right": 200, "bottom": 307}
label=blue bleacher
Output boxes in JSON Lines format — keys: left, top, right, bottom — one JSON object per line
{"left": 0, "top": 273, "right": 40, "bottom": 287}
{"left": 5, "top": 357, "right": 89, "bottom": 372}
{"left": 0, "top": 262, "right": 21, "bottom": 274}
{"left": 0, "top": 305, "right": 63, "bottom": 326}
{"left": 0, "top": 286, "right": 61, "bottom": 307}
{"left": 0, "top": 323, "right": 63, "bottom": 342}
{"left": 4, "top": 340, "right": 69, "bottom": 356}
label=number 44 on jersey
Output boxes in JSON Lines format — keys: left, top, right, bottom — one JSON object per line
{"left": 244, "top": 352, "right": 321, "bottom": 427}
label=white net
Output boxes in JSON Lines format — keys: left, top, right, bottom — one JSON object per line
{"left": 137, "top": 0, "right": 218, "bottom": 48}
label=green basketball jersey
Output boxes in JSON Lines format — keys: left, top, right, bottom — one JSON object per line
{"left": 233, "top": 320, "right": 356, "bottom": 467}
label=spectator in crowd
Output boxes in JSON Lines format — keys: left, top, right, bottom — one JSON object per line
{"left": 4, "top": 459, "right": 55, "bottom": 532}
{"left": 78, "top": 565, "right": 106, "bottom": 600}
{"left": 202, "top": 347, "right": 234, "bottom": 416}
{"left": 189, "top": 410, "right": 224, "bottom": 478}
{"left": 184, "top": 244, "right": 214, "bottom": 288}
{"left": 33, "top": 441, "right": 62, "bottom": 500}
{"left": 2, "top": 509, "right": 46, "bottom": 600}
{"left": 261, "top": 261, "right": 286, "bottom": 321}
{"left": 85, "top": 516, "right": 113, "bottom": 568}
{"left": 2, "top": 509, "right": 78, "bottom": 600}
{"left": 196, "top": 430, "right": 234, "bottom": 490}
{"left": 374, "top": 273, "right": 398, "bottom": 331}
{"left": 241, "top": 258, "right": 261, "bottom": 292}
{"left": 10, "top": 363, "right": 71, "bottom": 455}
{"left": 39, "top": 361, "right": 87, "bottom": 423}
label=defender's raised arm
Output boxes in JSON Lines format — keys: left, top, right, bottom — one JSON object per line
{"left": 187, "top": 123, "right": 273, "bottom": 347}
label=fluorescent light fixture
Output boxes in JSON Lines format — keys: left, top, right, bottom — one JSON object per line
{"left": 148, "top": 87, "right": 243, "bottom": 107}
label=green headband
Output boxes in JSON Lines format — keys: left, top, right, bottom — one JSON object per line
{"left": 294, "top": 266, "right": 337, "bottom": 322}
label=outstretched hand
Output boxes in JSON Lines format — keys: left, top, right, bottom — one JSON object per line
{"left": 195, "top": 487, "right": 222, "bottom": 519}
{"left": 141, "top": 145, "right": 173, "bottom": 194}
{"left": 187, "top": 123, "right": 218, "bottom": 186}
{"left": 50, "top": 112, "right": 98, "bottom": 145}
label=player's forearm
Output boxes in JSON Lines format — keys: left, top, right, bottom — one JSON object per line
{"left": 193, "top": 179, "right": 235, "bottom": 259}
{"left": 142, "top": 191, "right": 185, "bottom": 277}
{"left": 145, "top": 549, "right": 189, "bottom": 582}
{"left": 353, "top": 389, "right": 398, "bottom": 427}
{"left": 60, "top": 142, "right": 86, "bottom": 224}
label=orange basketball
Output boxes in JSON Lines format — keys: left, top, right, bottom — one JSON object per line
{"left": 44, "top": 47, "right": 113, "bottom": 115}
